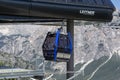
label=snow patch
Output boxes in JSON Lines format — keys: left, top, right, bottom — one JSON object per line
{"left": 0, "top": 27, "right": 9, "bottom": 35}
{"left": 113, "top": 47, "right": 120, "bottom": 56}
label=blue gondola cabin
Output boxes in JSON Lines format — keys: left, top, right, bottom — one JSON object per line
{"left": 42, "top": 29, "right": 73, "bottom": 62}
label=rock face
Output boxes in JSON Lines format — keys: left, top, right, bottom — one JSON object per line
{"left": 0, "top": 10, "right": 120, "bottom": 80}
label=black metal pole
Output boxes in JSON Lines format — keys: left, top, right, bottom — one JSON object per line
{"left": 67, "top": 19, "right": 74, "bottom": 80}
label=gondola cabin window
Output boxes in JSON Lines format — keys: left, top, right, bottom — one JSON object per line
{"left": 57, "top": 53, "right": 71, "bottom": 59}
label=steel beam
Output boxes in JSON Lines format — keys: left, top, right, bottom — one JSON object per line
{"left": 67, "top": 19, "right": 74, "bottom": 80}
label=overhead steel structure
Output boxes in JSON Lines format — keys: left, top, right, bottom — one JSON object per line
{"left": 0, "top": 0, "right": 115, "bottom": 22}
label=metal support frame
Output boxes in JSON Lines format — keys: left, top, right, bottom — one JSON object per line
{"left": 67, "top": 19, "right": 74, "bottom": 80}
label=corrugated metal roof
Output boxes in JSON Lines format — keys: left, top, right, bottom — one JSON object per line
{"left": 35, "top": 0, "right": 115, "bottom": 9}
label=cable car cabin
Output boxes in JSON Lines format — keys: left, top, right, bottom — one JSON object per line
{"left": 42, "top": 30, "right": 72, "bottom": 62}
{"left": 0, "top": 0, "right": 115, "bottom": 22}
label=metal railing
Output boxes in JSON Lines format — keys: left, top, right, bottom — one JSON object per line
{"left": 0, "top": 58, "right": 45, "bottom": 79}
